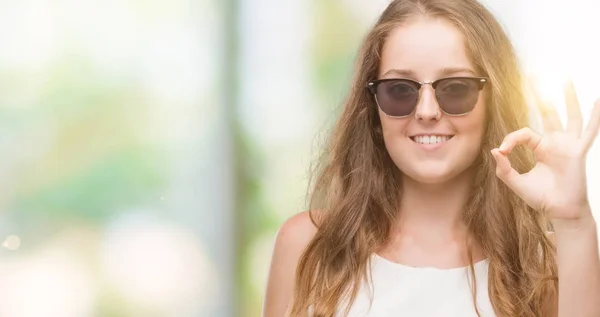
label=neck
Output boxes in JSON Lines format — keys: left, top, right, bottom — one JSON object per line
{"left": 396, "top": 168, "right": 474, "bottom": 239}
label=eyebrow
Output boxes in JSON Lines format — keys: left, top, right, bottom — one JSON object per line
{"left": 382, "top": 68, "right": 415, "bottom": 77}
{"left": 381, "top": 67, "right": 477, "bottom": 78}
{"left": 440, "top": 67, "right": 477, "bottom": 76}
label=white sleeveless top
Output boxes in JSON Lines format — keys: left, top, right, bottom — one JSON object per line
{"left": 335, "top": 254, "right": 496, "bottom": 317}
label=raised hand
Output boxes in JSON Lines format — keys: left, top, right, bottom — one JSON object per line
{"left": 491, "top": 80, "right": 600, "bottom": 224}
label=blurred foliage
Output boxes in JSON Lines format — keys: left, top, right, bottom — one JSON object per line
{"left": 14, "top": 147, "right": 166, "bottom": 221}
{"left": 0, "top": 0, "right": 378, "bottom": 316}
{"left": 237, "top": 1, "right": 366, "bottom": 316}
{"left": 3, "top": 57, "right": 168, "bottom": 243}
{"left": 311, "top": 0, "right": 366, "bottom": 113}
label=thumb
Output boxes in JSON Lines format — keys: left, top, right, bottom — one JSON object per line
{"left": 491, "top": 148, "right": 521, "bottom": 187}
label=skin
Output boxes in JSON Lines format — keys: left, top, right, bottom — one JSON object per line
{"left": 375, "top": 17, "right": 487, "bottom": 268}
{"left": 262, "top": 16, "right": 600, "bottom": 317}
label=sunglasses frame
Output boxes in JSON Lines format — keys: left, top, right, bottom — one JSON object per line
{"left": 366, "top": 76, "right": 489, "bottom": 118}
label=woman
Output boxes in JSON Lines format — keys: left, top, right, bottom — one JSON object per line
{"left": 263, "top": 0, "right": 600, "bottom": 316}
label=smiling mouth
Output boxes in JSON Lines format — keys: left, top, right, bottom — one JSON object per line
{"left": 409, "top": 135, "right": 455, "bottom": 145}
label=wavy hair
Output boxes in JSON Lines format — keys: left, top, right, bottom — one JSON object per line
{"left": 289, "top": 0, "right": 558, "bottom": 316}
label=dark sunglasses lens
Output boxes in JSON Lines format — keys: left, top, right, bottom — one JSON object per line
{"left": 435, "top": 78, "right": 481, "bottom": 115}
{"left": 376, "top": 80, "right": 418, "bottom": 116}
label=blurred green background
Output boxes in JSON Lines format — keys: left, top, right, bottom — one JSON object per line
{"left": 0, "top": 0, "right": 598, "bottom": 316}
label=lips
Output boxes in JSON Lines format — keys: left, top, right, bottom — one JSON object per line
{"left": 410, "top": 135, "right": 455, "bottom": 145}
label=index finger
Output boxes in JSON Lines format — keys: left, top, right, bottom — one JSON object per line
{"left": 528, "top": 77, "right": 563, "bottom": 133}
{"left": 499, "top": 127, "right": 543, "bottom": 154}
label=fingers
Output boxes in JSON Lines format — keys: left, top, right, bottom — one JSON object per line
{"left": 582, "top": 98, "right": 600, "bottom": 150}
{"left": 539, "top": 104, "right": 563, "bottom": 134}
{"left": 494, "top": 128, "right": 543, "bottom": 193}
{"left": 491, "top": 148, "right": 526, "bottom": 195}
{"left": 491, "top": 148, "right": 515, "bottom": 179}
{"left": 564, "top": 80, "right": 583, "bottom": 136}
{"left": 530, "top": 81, "right": 563, "bottom": 133}
{"left": 498, "top": 127, "right": 543, "bottom": 154}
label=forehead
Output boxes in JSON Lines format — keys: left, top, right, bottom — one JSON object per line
{"left": 379, "top": 17, "right": 475, "bottom": 79}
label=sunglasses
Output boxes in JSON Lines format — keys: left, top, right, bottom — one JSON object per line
{"left": 366, "top": 77, "right": 489, "bottom": 117}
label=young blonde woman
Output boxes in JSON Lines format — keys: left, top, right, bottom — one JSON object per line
{"left": 262, "top": 0, "right": 600, "bottom": 316}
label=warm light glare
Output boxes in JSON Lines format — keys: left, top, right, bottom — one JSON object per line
{"left": 0, "top": 248, "right": 95, "bottom": 317}
{"left": 100, "top": 214, "right": 217, "bottom": 315}
{"left": 520, "top": 0, "right": 600, "bottom": 223}
{"left": 2, "top": 235, "right": 21, "bottom": 251}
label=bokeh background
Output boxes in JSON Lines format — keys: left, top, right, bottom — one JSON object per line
{"left": 0, "top": 0, "right": 598, "bottom": 316}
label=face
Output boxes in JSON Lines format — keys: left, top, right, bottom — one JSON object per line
{"left": 376, "top": 17, "right": 487, "bottom": 184}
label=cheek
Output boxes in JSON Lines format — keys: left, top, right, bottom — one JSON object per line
{"left": 378, "top": 108, "right": 409, "bottom": 137}
{"left": 458, "top": 115, "right": 485, "bottom": 139}
{"left": 450, "top": 102, "right": 487, "bottom": 164}
{"left": 463, "top": 100, "right": 487, "bottom": 142}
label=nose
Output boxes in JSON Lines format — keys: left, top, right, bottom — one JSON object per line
{"left": 414, "top": 85, "right": 441, "bottom": 121}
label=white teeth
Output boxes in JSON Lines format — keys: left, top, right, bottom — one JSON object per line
{"left": 413, "top": 135, "right": 452, "bottom": 145}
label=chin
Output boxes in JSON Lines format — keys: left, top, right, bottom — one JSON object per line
{"left": 405, "top": 172, "right": 456, "bottom": 185}
{"left": 401, "top": 164, "right": 462, "bottom": 185}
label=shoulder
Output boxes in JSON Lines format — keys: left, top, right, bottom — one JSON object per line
{"left": 262, "top": 211, "right": 320, "bottom": 317}
{"left": 274, "top": 210, "right": 320, "bottom": 255}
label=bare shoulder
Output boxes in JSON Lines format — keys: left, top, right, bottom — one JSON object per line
{"left": 276, "top": 210, "right": 319, "bottom": 248}
{"left": 262, "top": 211, "right": 320, "bottom": 317}
{"left": 270, "top": 210, "right": 319, "bottom": 271}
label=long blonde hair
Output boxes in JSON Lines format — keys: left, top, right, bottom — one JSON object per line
{"left": 290, "top": 0, "right": 558, "bottom": 316}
